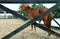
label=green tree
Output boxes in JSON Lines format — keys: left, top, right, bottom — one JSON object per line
{"left": 32, "top": 4, "right": 45, "bottom": 9}
{"left": 52, "top": 6, "right": 60, "bottom": 18}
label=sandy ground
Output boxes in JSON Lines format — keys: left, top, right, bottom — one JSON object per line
{"left": 0, "top": 19, "right": 60, "bottom": 39}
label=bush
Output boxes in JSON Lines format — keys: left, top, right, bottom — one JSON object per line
{"left": 52, "top": 6, "right": 60, "bottom": 18}
{"left": 22, "top": 11, "right": 28, "bottom": 17}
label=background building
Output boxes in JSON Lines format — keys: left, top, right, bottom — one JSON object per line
{"left": 0, "top": 8, "right": 15, "bottom": 19}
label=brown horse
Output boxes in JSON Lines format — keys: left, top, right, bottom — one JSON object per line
{"left": 21, "top": 4, "right": 52, "bottom": 36}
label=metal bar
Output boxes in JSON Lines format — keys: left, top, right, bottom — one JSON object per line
{"left": 53, "top": 19, "right": 60, "bottom": 27}
{"left": 0, "top": 0, "right": 59, "bottom": 3}
{"left": 33, "top": 22, "right": 60, "bottom": 37}
{"left": 2, "top": 2, "right": 60, "bottom": 39}
{"left": 51, "top": 12, "right": 60, "bottom": 27}
{"left": 51, "top": 26, "right": 60, "bottom": 30}
{"left": 0, "top": 4, "right": 28, "bottom": 21}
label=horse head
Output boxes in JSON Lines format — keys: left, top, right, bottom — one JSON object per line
{"left": 21, "top": 4, "right": 28, "bottom": 12}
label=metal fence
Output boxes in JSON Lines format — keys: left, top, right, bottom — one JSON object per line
{"left": 0, "top": 0, "right": 59, "bottom": 3}
{"left": 0, "top": 0, "right": 60, "bottom": 39}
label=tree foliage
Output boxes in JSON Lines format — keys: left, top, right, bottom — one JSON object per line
{"left": 32, "top": 4, "right": 45, "bottom": 9}
{"left": 53, "top": 6, "right": 60, "bottom": 18}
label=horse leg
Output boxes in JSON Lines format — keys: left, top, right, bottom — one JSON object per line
{"left": 34, "top": 25, "right": 36, "bottom": 31}
{"left": 47, "top": 13, "right": 52, "bottom": 36}
{"left": 39, "top": 20, "right": 41, "bottom": 24}
{"left": 33, "top": 23, "right": 36, "bottom": 34}
{"left": 43, "top": 20, "right": 51, "bottom": 39}
{"left": 29, "top": 25, "right": 34, "bottom": 35}
{"left": 43, "top": 19, "right": 51, "bottom": 36}
{"left": 31, "top": 25, "right": 33, "bottom": 30}
{"left": 44, "top": 21, "right": 51, "bottom": 36}
{"left": 47, "top": 22, "right": 51, "bottom": 36}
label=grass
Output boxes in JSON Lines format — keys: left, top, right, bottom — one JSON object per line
{"left": 0, "top": 19, "right": 60, "bottom": 39}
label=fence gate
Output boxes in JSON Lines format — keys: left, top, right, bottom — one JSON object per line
{"left": 0, "top": 0, "right": 60, "bottom": 39}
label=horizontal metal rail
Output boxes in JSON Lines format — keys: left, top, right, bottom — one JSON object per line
{"left": 0, "top": 4, "right": 28, "bottom": 21}
{"left": 0, "top": 0, "right": 59, "bottom": 3}
{"left": 2, "top": 2, "right": 60, "bottom": 39}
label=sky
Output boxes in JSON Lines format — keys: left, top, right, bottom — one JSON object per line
{"left": 2, "top": 3, "right": 56, "bottom": 11}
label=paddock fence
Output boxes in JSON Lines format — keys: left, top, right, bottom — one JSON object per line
{"left": 0, "top": 0, "right": 60, "bottom": 39}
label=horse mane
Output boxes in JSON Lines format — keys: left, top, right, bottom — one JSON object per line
{"left": 27, "top": 6, "right": 35, "bottom": 10}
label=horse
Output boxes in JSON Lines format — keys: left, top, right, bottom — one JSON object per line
{"left": 21, "top": 4, "right": 52, "bottom": 36}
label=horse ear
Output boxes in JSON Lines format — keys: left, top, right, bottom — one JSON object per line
{"left": 23, "top": 4, "right": 26, "bottom": 5}
{"left": 23, "top": 4, "right": 28, "bottom": 6}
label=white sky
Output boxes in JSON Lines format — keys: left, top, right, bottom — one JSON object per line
{"left": 2, "top": 3, "right": 56, "bottom": 11}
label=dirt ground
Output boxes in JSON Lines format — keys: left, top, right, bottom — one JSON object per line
{"left": 0, "top": 19, "right": 60, "bottom": 39}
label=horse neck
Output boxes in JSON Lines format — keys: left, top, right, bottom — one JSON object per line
{"left": 26, "top": 6, "right": 35, "bottom": 14}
